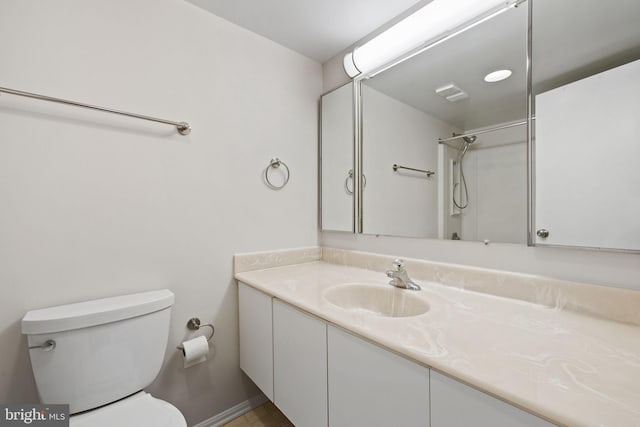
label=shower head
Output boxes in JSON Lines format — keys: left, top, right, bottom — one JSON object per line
{"left": 458, "top": 134, "right": 476, "bottom": 159}
{"left": 462, "top": 135, "right": 477, "bottom": 144}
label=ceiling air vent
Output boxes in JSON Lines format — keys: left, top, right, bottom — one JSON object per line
{"left": 435, "top": 83, "right": 468, "bottom": 101}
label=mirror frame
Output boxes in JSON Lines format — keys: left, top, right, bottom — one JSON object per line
{"left": 526, "top": 0, "right": 534, "bottom": 247}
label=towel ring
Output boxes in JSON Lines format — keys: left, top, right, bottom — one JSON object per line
{"left": 345, "top": 169, "right": 366, "bottom": 194}
{"left": 264, "top": 158, "right": 290, "bottom": 190}
{"left": 176, "top": 317, "right": 215, "bottom": 350}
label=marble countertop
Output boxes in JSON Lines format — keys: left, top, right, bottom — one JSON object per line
{"left": 235, "top": 258, "right": 640, "bottom": 427}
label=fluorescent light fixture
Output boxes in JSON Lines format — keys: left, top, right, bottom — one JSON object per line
{"left": 343, "top": 52, "right": 360, "bottom": 78}
{"left": 343, "top": 0, "right": 521, "bottom": 78}
{"left": 484, "top": 69, "right": 513, "bottom": 82}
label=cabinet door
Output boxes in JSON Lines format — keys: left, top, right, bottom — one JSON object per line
{"left": 328, "top": 325, "right": 430, "bottom": 427}
{"left": 273, "top": 300, "right": 328, "bottom": 427}
{"left": 430, "top": 371, "right": 556, "bottom": 427}
{"left": 238, "top": 282, "right": 273, "bottom": 400}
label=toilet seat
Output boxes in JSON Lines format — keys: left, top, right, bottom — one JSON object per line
{"left": 70, "top": 391, "right": 186, "bottom": 427}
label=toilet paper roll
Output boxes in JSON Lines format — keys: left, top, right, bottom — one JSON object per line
{"left": 181, "top": 335, "right": 209, "bottom": 368}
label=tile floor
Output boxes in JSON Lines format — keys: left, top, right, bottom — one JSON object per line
{"left": 222, "top": 401, "right": 294, "bottom": 427}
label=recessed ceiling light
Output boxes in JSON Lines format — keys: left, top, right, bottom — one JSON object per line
{"left": 484, "top": 69, "right": 512, "bottom": 82}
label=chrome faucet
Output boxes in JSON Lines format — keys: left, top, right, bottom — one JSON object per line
{"left": 386, "top": 259, "right": 420, "bottom": 291}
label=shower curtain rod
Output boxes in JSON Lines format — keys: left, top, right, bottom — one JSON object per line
{"left": 0, "top": 85, "right": 191, "bottom": 135}
{"left": 438, "top": 120, "right": 527, "bottom": 143}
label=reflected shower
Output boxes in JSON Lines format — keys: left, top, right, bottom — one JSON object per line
{"left": 453, "top": 135, "right": 477, "bottom": 209}
{"left": 463, "top": 135, "right": 477, "bottom": 144}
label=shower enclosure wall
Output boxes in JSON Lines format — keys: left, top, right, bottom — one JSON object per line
{"left": 438, "top": 122, "right": 527, "bottom": 244}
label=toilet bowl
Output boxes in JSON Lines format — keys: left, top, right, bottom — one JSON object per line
{"left": 22, "top": 290, "right": 186, "bottom": 427}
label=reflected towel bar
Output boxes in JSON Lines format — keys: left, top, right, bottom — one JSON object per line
{"left": 393, "top": 164, "right": 435, "bottom": 177}
{"left": 0, "top": 85, "right": 191, "bottom": 135}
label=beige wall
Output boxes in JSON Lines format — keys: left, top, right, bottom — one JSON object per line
{"left": 0, "top": 0, "right": 321, "bottom": 424}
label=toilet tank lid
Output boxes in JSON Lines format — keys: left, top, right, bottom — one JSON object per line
{"left": 22, "top": 290, "right": 174, "bottom": 335}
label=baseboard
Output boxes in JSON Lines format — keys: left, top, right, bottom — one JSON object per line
{"left": 192, "top": 394, "right": 270, "bottom": 427}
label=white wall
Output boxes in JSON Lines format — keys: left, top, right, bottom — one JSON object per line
{"left": 0, "top": 0, "right": 321, "bottom": 424}
{"left": 321, "top": 53, "right": 640, "bottom": 292}
{"left": 362, "top": 85, "right": 455, "bottom": 238}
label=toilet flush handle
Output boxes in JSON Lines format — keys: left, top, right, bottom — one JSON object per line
{"left": 28, "top": 339, "right": 56, "bottom": 352}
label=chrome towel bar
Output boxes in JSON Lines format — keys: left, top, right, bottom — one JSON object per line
{"left": 0, "top": 85, "right": 191, "bottom": 135}
{"left": 393, "top": 164, "right": 435, "bottom": 177}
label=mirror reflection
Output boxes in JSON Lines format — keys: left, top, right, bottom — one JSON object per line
{"left": 532, "top": 0, "right": 640, "bottom": 251}
{"left": 321, "top": 83, "right": 353, "bottom": 232}
{"left": 361, "top": 3, "right": 528, "bottom": 242}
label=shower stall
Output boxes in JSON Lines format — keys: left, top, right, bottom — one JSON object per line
{"left": 437, "top": 123, "right": 527, "bottom": 244}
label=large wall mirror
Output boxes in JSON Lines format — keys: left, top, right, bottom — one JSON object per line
{"left": 319, "top": 0, "right": 640, "bottom": 252}
{"left": 532, "top": 0, "right": 640, "bottom": 251}
{"left": 360, "top": 2, "right": 528, "bottom": 242}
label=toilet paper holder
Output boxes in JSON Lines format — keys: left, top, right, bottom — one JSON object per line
{"left": 176, "top": 317, "right": 215, "bottom": 351}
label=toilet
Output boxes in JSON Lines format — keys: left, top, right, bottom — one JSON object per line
{"left": 21, "top": 289, "right": 187, "bottom": 427}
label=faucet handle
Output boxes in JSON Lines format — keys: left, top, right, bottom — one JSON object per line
{"left": 392, "top": 258, "right": 405, "bottom": 270}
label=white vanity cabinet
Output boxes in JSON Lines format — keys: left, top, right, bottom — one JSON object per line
{"left": 273, "top": 300, "right": 328, "bottom": 427}
{"left": 327, "top": 325, "right": 430, "bottom": 427}
{"left": 238, "top": 282, "right": 556, "bottom": 427}
{"left": 430, "top": 371, "right": 555, "bottom": 427}
{"left": 238, "top": 282, "right": 273, "bottom": 400}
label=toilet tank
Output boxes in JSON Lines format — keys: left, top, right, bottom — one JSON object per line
{"left": 21, "top": 290, "right": 175, "bottom": 414}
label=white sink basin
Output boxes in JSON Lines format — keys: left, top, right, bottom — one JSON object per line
{"left": 323, "top": 283, "right": 429, "bottom": 318}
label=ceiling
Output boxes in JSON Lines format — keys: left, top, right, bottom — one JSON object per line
{"left": 186, "top": 0, "right": 423, "bottom": 63}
